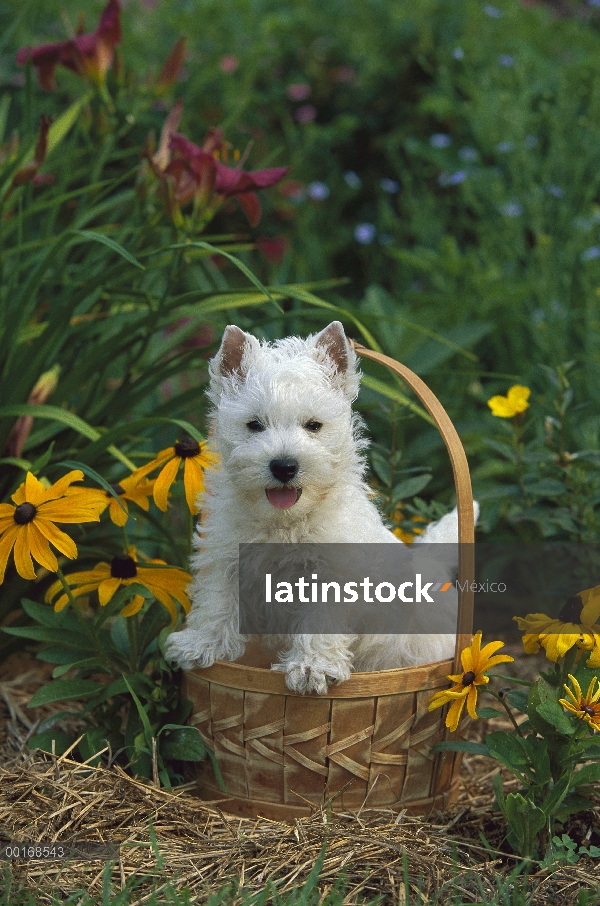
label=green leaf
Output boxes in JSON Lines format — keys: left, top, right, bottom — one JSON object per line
{"left": 123, "top": 676, "right": 154, "bottom": 747}
{"left": 71, "top": 229, "right": 145, "bottom": 270}
{"left": 505, "top": 689, "right": 529, "bottom": 713}
{"left": 536, "top": 701, "right": 575, "bottom": 736}
{"left": 158, "top": 726, "right": 209, "bottom": 761}
{"left": 28, "top": 678, "right": 105, "bottom": 707}
{"left": 571, "top": 762, "right": 600, "bottom": 787}
{"left": 78, "top": 729, "right": 108, "bottom": 767}
{"left": 493, "top": 770, "right": 506, "bottom": 815}
{"left": 2, "top": 626, "right": 90, "bottom": 649}
{"left": 20, "top": 598, "right": 66, "bottom": 629}
{"left": 360, "top": 374, "right": 435, "bottom": 426}
{"left": 541, "top": 773, "right": 572, "bottom": 818}
{"left": 392, "top": 473, "right": 433, "bottom": 500}
{"left": 28, "top": 731, "right": 74, "bottom": 757}
{"left": 528, "top": 677, "right": 565, "bottom": 737}
{"left": 36, "top": 647, "right": 91, "bottom": 665}
{"left": 505, "top": 793, "right": 545, "bottom": 858}
{"left": 485, "top": 732, "right": 530, "bottom": 778}
{"left": 477, "top": 707, "right": 504, "bottom": 719}
{"left": 52, "top": 658, "right": 109, "bottom": 679}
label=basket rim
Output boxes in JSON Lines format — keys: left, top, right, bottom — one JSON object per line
{"left": 186, "top": 656, "right": 454, "bottom": 697}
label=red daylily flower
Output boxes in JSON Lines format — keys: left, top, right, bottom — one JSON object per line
{"left": 16, "top": 0, "right": 121, "bottom": 91}
{"left": 167, "top": 132, "right": 289, "bottom": 227}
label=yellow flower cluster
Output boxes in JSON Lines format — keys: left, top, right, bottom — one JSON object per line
{"left": 0, "top": 438, "right": 218, "bottom": 620}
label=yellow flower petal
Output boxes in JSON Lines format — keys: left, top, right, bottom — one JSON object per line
{"left": 12, "top": 471, "right": 47, "bottom": 506}
{"left": 0, "top": 524, "right": 19, "bottom": 584}
{"left": 183, "top": 456, "right": 204, "bottom": 514}
{"left": 34, "top": 517, "right": 78, "bottom": 560}
{"left": 27, "top": 522, "right": 58, "bottom": 573}
{"left": 153, "top": 456, "right": 181, "bottom": 512}
{"left": 13, "top": 525, "right": 36, "bottom": 580}
{"left": 38, "top": 470, "right": 84, "bottom": 503}
{"left": 39, "top": 494, "right": 104, "bottom": 523}
{"left": 446, "top": 696, "right": 467, "bottom": 732}
{"left": 466, "top": 684, "right": 479, "bottom": 720}
{"left": 120, "top": 594, "right": 145, "bottom": 617}
{"left": 98, "top": 577, "right": 122, "bottom": 606}
{"left": 108, "top": 497, "right": 130, "bottom": 527}
{"left": 128, "top": 447, "right": 175, "bottom": 482}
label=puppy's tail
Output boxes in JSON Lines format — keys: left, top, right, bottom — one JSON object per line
{"left": 414, "top": 501, "right": 479, "bottom": 545}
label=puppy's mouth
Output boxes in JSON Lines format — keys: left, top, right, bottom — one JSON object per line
{"left": 266, "top": 487, "right": 302, "bottom": 509}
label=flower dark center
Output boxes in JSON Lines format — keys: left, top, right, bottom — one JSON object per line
{"left": 175, "top": 438, "right": 200, "bottom": 458}
{"left": 462, "top": 671, "right": 476, "bottom": 686}
{"left": 110, "top": 556, "right": 137, "bottom": 579}
{"left": 110, "top": 483, "right": 126, "bottom": 496}
{"left": 582, "top": 705, "right": 596, "bottom": 717}
{"left": 14, "top": 502, "right": 37, "bottom": 525}
{"left": 558, "top": 594, "right": 584, "bottom": 623}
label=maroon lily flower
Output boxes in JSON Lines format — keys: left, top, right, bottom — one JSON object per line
{"left": 16, "top": 0, "right": 121, "bottom": 91}
{"left": 167, "top": 132, "right": 290, "bottom": 227}
{"left": 7, "top": 115, "right": 52, "bottom": 196}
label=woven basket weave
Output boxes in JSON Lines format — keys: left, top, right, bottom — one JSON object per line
{"left": 183, "top": 342, "right": 475, "bottom": 820}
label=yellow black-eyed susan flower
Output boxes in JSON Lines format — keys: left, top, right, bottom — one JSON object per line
{"left": 428, "top": 631, "right": 514, "bottom": 732}
{"left": 513, "top": 586, "right": 600, "bottom": 663}
{"left": 0, "top": 471, "right": 105, "bottom": 583}
{"left": 130, "top": 439, "right": 218, "bottom": 514}
{"left": 559, "top": 674, "right": 600, "bottom": 733}
{"left": 45, "top": 547, "right": 192, "bottom": 624}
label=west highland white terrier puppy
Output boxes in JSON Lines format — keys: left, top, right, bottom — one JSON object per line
{"left": 164, "top": 321, "right": 477, "bottom": 694}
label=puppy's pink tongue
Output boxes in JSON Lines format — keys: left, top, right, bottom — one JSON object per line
{"left": 267, "top": 488, "right": 298, "bottom": 509}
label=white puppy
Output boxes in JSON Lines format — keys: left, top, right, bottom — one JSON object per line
{"left": 164, "top": 321, "right": 476, "bottom": 693}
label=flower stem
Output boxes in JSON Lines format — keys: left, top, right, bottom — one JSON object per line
{"left": 488, "top": 689, "right": 525, "bottom": 737}
{"left": 127, "top": 613, "right": 140, "bottom": 672}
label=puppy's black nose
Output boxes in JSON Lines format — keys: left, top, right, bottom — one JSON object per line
{"left": 269, "top": 458, "right": 298, "bottom": 483}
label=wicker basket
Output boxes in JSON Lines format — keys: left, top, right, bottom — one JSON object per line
{"left": 182, "top": 342, "right": 475, "bottom": 821}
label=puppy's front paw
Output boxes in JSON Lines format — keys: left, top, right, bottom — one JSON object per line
{"left": 272, "top": 661, "right": 351, "bottom": 695}
{"left": 163, "top": 630, "right": 219, "bottom": 671}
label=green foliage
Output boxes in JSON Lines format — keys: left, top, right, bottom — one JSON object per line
{"left": 436, "top": 653, "right": 600, "bottom": 862}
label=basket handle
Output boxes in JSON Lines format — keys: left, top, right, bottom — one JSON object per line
{"left": 350, "top": 341, "right": 475, "bottom": 671}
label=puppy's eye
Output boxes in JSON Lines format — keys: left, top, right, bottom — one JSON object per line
{"left": 247, "top": 420, "right": 266, "bottom": 432}
{"left": 304, "top": 420, "right": 323, "bottom": 433}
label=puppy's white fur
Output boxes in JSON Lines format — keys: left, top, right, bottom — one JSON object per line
{"left": 164, "top": 322, "right": 477, "bottom": 694}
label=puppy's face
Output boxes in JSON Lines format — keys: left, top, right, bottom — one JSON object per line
{"left": 208, "top": 323, "right": 362, "bottom": 518}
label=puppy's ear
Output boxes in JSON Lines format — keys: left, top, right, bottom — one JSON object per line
{"left": 312, "top": 321, "right": 360, "bottom": 399}
{"left": 209, "top": 325, "right": 259, "bottom": 398}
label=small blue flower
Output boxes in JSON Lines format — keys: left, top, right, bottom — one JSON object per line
{"left": 438, "top": 170, "right": 467, "bottom": 187}
{"left": 500, "top": 201, "right": 523, "bottom": 217}
{"left": 499, "top": 54, "right": 514, "bottom": 67}
{"left": 307, "top": 181, "right": 330, "bottom": 201}
{"left": 459, "top": 146, "right": 479, "bottom": 162}
{"left": 354, "top": 222, "right": 377, "bottom": 244}
{"left": 531, "top": 308, "right": 545, "bottom": 325}
{"left": 344, "top": 171, "right": 362, "bottom": 189}
{"left": 524, "top": 134, "right": 538, "bottom": 149}
{"left": 587, "top": 0, "right": 600, "bottom": 8}
{"left": 547, "top": 184, "right": 565, "bottom": 199}
{"left": 581, "top": 246, "right": 600, "bottom": 261}
{"left": 430, "top": 133, "right": 453, "bottom": 148}
{"left": 452, "top": 47, "right": 465, "bottom": 60}
{"left": 483, "top": 4, "right": 503, "bottom": 17}
{"left": 380, "top": 178, "right": 400, "bottom": 193}
{"left": 496, "top": 141, "right": 514, "bottom": 153}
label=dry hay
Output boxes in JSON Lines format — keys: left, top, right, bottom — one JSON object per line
{"left": 1, "top": 649, "right": 599, "bottom": 904}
